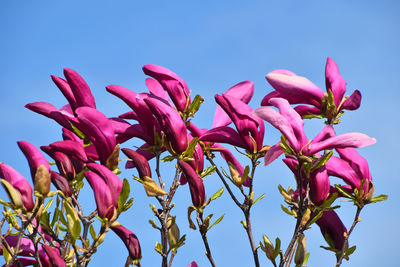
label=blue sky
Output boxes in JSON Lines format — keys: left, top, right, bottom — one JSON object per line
{"left": 0, "top": 0, "right": 399, "bottom": 266}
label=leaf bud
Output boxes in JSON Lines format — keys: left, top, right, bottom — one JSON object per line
{"left": 167, "top": 216, "right": 180, "bottom": 249}
{"left": 294, "top": 233, "right": 307, "bottom": 266}
{"left": 262, "top": 234, "right": 275, "bottom": 261}
{"left": 0, "top": 179, "right": 24, "bottom": 209}
{"left": 143, "top": 176, "right": 167, "bottom": 197}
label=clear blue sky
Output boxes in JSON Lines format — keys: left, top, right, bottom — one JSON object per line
{"left": 0, "top": 1, "right": 399, "bottom": 266}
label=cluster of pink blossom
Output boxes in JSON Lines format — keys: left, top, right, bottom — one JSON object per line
{"left": 0, "top": 58, "right": 384, "bottom": 267}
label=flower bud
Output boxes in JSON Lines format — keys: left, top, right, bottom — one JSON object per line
{"left": 228, "top": 162, "right": 243, "bottom": 187}
{"left": 106, "top": 144, "right": 120, "bottom": 171}
{"left": 167, "top": 216, "right": 181, "bottom": 249}
{"left": 1, "top": 179, "right": 24, "bottom": 209}
{"left": 262, "top": 234, "right": 275, "bottom": 261}
{"left": 34, "top": 165, "right": 51, "bottom": 196}
{"left": 294, "top": 233, "right": 307, "bottom": 266}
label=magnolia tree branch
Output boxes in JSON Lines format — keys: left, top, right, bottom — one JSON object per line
{"left": 196, "top": 212, "right": 216, "bottom": 267}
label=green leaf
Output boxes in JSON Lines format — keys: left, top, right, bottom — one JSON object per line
{"left": 303, "top": 252, "right": 310, "bottom": 264}
{"left": 327, "top": 89, "right": 336, "bottom": 110}
{"left": 281, "top": 205, "right": 295, "bottom": 216}
{"left": 253, "top": 193, "right": 265, "bottom": 205}
{"left": 345, "top": 245, "right": 356, "bottom": 258}
{"left": 161, "top": 155, "right": 176, "bottom": 162}
{"left": 188, "top": 95, "right": 204, "bottom": 116}
{"left": 43, "top": 199, "right": 54, "bottom": 213}
{"left": 334, "top": 184, "right": 355, "bottom": 200}
{"left": 0, "top": 198, "right": 11, "bottom": 208}
{"left": 155, "top": 242, "right": 163, "bottom": 254}
{"left": 183, "top": 137, "right": 198, "bottom": 158}
{"left": 118, "top": 178, "right": 130, "bottom": 213}
{"left": 210, "top": 188, "right": 224, "bottom": 201}
{"left": 149, "top": 220, "right": 159, "bottom": 229}
{"left": 241, "top": 165, "right": 250, "bottom": 184}
{"left": 273, "top": 238, "right": 281, "bottom": 259}
{"left": 303, "top": 114, "right": 324, "bottom": 119}
{"left": 220, "top": 167, "right": 230, "bottom": 179}
{"left": 312, "top": 151, "right": 333, "bottom": 171}
{"left": 308, "top": 211, "right": 323, "bottom": 226}
{"left": 321, "top": 192, "right": 338, "bottom": 209}
{"left": 370, "top": 194, "right": 388, "bottom": 203}
{"left": 207, "top": 214, "right": 224, "bottom": 231}
{"left": 122, "top": 198, "right": 134, "bottom": 212}
{"left": 200, "top": 166, "right": 217, "bottom": 178}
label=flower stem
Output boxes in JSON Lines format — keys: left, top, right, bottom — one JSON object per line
{"left": 196, "top": 212, "right": 217, "bottom": 267}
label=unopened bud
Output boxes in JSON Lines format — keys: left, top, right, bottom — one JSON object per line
{"left": 34, "top": 165, "right": 50, "bottom": 196}
{"left": 143, "top": 176, "right": 167, "bottom": 197}
{"left": 262, "top": 234, "right": 275, "bottom": 260}
{"left": 167, "top": 216, "right": 181, "bottom": 249}
{"left": 294, "top": 234, "right": 306, "bottom": 266}
{"left": 301, "top": 208, "right": 311, "bottom": 228}
{"left": 1, "top": 179, "right": 23, "bottom": 209}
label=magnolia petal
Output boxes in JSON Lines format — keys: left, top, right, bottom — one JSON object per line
{"left": 310, "top": 125, "right": 336, "bottom": 145}
{"left": 325, "top": 156, "right": 361, "bottom": 189}
{"left": 84, "top": 171, "right": 114, "bottom": 219}
{"left": 111, "top": 225, "right": 141, "bottom": 260}
{"left": 144, "top": 96, "right": 188, "bottom": 153}
{"left": 0, "top": 163, "right": 34, "bottom": 211}
{"left": 212, "top": 80, "right": 254, "bottom": 128}
{"left": 18, "top": 141, "right": 50, "bottom": 182}
{"left": 25, "top": 102, "right": 72, "bottom": 130}
{"left": 74, "top": 107, "right": 116, "bottom": 165}
{"left": 86, "top": 163, "right": 123, "bottom": 207}
{"left": 63, "top": 68, "right": 96, "bottom": 109}
{"left": 119, "top": 110, "right": 138, "bottom": 120}
{"left": 178, "top": 160, "right": 205, "bottom": 207}
{"left": 254, "top": 106, "right": 299, "bottom": 151}
{"left": 264, "top": 142, "right": 284, "bottom": 166}
{"left": 316, "top": 210, "right": 347, "bottom": 250}
{"left": 116, "top": 124, "right": 153, "bottom": 145}
{"left": 336, "top": 148, "right": 372, "bottom": 182}
{"left": 309, "top": 166, "right": 330, "bottom": 205}
{"left": 199, "top": 126, "right": 247, "bottom": 149}
{"left": 121, "top": 148, "right": 152, "bottom": 179}
{"left": 42, "top": 245, "right": 66, "bottom": 267}
{"left": 307, "top": 132, "right": 376, "bottom": 155}
{"left": 325, "top": 57, "right": 347, "bottom": 107}
{"left": 266, "top": 71, "right": 324, "bottom": 107}
{"left": 50, "top": 140, "right": 88, "bottom": 162}
{"left": 51, "top": 75, "right": 77, "bottom": 111}
{"left": 50, "top": 171, "right": 72, "bottom": 197}
{"left": 145, "top": 78, "right": 170, "bottom": 103}
{"left": 294, "top": 105, "right": 321, "bottom": 117}
{"left": 341, "top": 90, "right": 361, "bottom": 111}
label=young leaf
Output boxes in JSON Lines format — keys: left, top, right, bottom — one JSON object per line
{"left": 253, "top": 193, "right": 265, "bottom": 205}
{"left": 43, "top": 198, "right": 54, "bottom": 213}
{"left": 273, "top": 238, "right": 281, "bottom": 259}
{"left": 89, "top": 224, "right": 97, "bottom": 240}
{"left": 281, "top": 205, "right": 296, "bottom": 216}
{"left": 118, "top": 178, "right": 130, "bottom": 213}
{"left": 187, "top": 206, "right": 197, "bottom": 230}
{"left": 370, "top": 194, "right": 388, "bottom": 203}
{"left": 200, "top": 166, "right": 217, "bottom": 178}
{"left": 334, "top": 184, "right": 355, "bottom": 200}
{"left": 210, "top": 188, "right": 224, "bottom": 201}
{"left": 208, "top": 214, "right": 224, "bottom": 231}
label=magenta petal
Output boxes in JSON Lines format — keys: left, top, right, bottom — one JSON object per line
{"left": 50, "top": 140, "right": 88, "bottom": 162}
{"left": 309, "top": 166, "right": 330, "bottom": 205}
{"left": 62, "top": 128, "right": 82, "bottom": 143}
{"left": 2, "top": 236, "right": 49, "bottom": 265}
{"left": 266, "top": 71, "right": 324, "bottom": 107}
{"left": 269, "top": 98, "right": 308, "bottom": 149}
{"left": 63, "top": 68, "right": 96, "bottom": 109}
{"left": 145, "top": 78, "right": 170, "bottom": 103}
{"left": 310, "top": 125, "right": 336, "bottom": 145}
{"left": 307, "top": 133, "right": 376, "bottom": 155}
{"left": 121, "top": 148, "right": 152, "bottom": 179}
{"left": 119, "top": 110, "right": 138, "bottom": 120}
{"left": 84, "top": 171, "right": 114, "bottom": 219}
{"left": 316, "top": 210, "right": 347, "bottom": 250}
{"left": 212, "top": 81, "right": 254, "bottom": 128}
{"left": 125, "top": 144, "right": 158, "bottom": 169}
{"left": 178, "top": 160, "right": 205, "bottom": 207}
{"left": 74, "top": 107, "right": 116, "bottom": 165}
{"left": 143, "top": 64, "right": 190, "bottom": 112}
{"left": 199, "top": 126, "right": 247, "bottom": 149}
{"left": 217, "top": 145, "right": 250, "bottom": 187}
{"left": 25, "top": 102, "right": 72, "bottom": 130}
{"left": 17, "top": 141, "right": 50, "bottom": 182}
{"left": 325, "top": 156, "right": 361, "bottom": 189}
{"left": 254, "top": 106, "right": 299, "bottom": 151}
{"left": 50, "top": 171, "right": 72, "bottom": 197}
{"left": 325, "top": 57, "right": 347, "bottom": 107}
{"left": 336, "top": 148, "right": 372, "bottom": 182}
{"left": 264, "top": 142, "right": 284, "bottom": 166}
{"left": 188, "top": 261, "right": 198, "bottom": 267}
{"left": 0, "top": 163, "right": 34, "bottom": 211}
{"left": 341, "top": 90, "right": 361, "bottom": 111}
{"left": 51, "top": 75, "right": 77, "bottom": 111}
{"left": 260, "top": 91, "right": 281, "bottom": 106}
{"left": 110, "top": 225, "right": 141, "bottom": 260}
{"left": 144, "top": 96, "right": 188, "bottom": 153}
{"left": 86, "top": 163, "right": 122, "bottom": 207}
{"left": 42, "top": 245, "right": 66, "bottom": 267}
{"left": 294, "top": 105, "right": 321, "bottom": 117}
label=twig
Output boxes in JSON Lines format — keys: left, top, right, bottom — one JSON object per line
{"left": 196, "top": 212, "right": 216, "bottom": 267}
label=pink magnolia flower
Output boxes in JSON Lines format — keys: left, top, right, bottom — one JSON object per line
{"left": 254, "top": 98, "right": 376, "bottom": 165}
{"left": 143, "top": 64, "right": 191, "bottom": 112}
{"left": 50, "top": 171, "right": 72, "bottom": 197}
{"left": 42, "top": 244, "right": 66, "bottom": 267}
{"left": 261, "top": 58, "right": 361, "bottom": 121}
{"left": 188, "top": 261, "right": 198, "bottom": 267}
{"left": 178, "top": 160, "right": 206, "bottom": 207}
{"left": 121, "top": 148, "right": 152, "bottom": 179}
{"left": 110, "top": 225, "right": 141, "bottom": 261}
{"left": 0, "top": 163, "right": 34, "bottom": 210}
